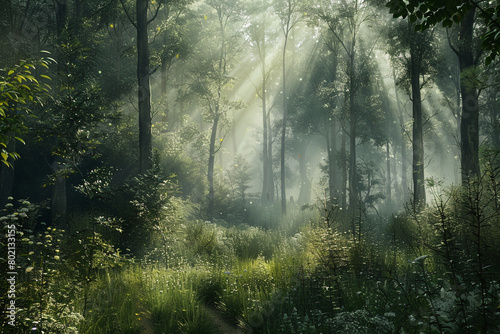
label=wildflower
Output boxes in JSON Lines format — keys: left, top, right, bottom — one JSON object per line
{"left": 54, "top": 255, "right": 60, "bottom": 260}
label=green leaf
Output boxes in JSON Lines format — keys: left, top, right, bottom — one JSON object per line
{"left": 1, "top": 152, "right": 8, "bottom": 161}
{"left": 14, "top": 137, "right": 25, "bottom": 144}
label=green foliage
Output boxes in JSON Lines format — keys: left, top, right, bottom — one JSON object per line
{"left": 115, "top": 156, "right": 183, "bottom": 257}
{"left": 0, "top": 199, "right": 84, "bottom": 333}
{"left": 386, "top": 0, "right": 500, "bottom": 64}
{"left": 0, "top": 57, "right": 51, "bottom": 166}
{"left": 79, "top": 269, "right": 144, "bottom": 334}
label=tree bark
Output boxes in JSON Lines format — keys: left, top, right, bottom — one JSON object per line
{"left": 261, "top": 47, "right": 271, "bottom": 204}
{"left": 410, "top": 25, "right": 426, "bottom": 207}
{"left": 459, "top": 8, "right": 479, "bottom": 182}
{"left": 207, "top": 114, "right": 219, "bottom": 222}
{"left": 348, "top": 50, "right": 358, "bottom": 214}
{"left": 280, "top": 30, "right": 289, "bottom": 216}
{"left": 341, "top": 127, "right": 347, "bottom": 210}
{"left": 267, "top": 107, "right": 275, "bottom": 203}
{"left": 137, "top": 0, "right": 153, "bottom": 174}
{"left": 326, "top": 121, "right": 336, "bottom": 203}
{"left": 393, "top": 68, "right": 408, "bottom": 203}
{"left": 207, "top": 6, "right": 227, "bottom": 222}
{"left": 386, "top": 141, "right": 392, "bottom": 209}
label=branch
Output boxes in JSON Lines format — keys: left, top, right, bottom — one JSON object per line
{"left": 119, "top": 0, "right": 137, "bottom": 29}
{"left": 147, "top": 1, "right": 163, "bottom": 25}
{"left": 326, "top": 19, "right": 350, "bottom": 56}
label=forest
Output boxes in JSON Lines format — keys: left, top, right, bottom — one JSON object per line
{"left": 1, "top": 0, "right": 500, "bottom": 333}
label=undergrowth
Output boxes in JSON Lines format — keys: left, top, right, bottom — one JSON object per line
{"left": 2, "top": 166, "right": 500, "bottom": 333}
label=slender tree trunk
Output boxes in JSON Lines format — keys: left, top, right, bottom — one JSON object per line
{"left": 231, "top": 112, "right": 237, "bottom": 156}
{"left": 207, "top": 10, "right": 227, "bottom": 222}
{"left": 348, "top": 50, "right": 358, "bottom": 213}
{"left": 410, "top": 27, "right": 425, "bottom": 207}
{"left": 401, "top": 135, "right": 408, "bottom": 203}
{"left": 341, "top": 127, "right": 347, "bottom": 210}
{"left": 261, "top": 50, "right": 270, "bottom": 204}
{"left": 393, "top": 68, "right": 408, "bottom": 203}
{"left": 208, "top": 114, "right": 219, "bottom": 222}
{"left": 137, "top": 0, "right": 153, "bottom": 174}
{"left": 459, "top": 8, "right": 479, "bottom": 182}
{"left": 386, "top": 141, "right": 392, "bottom": 210}
{"left": 455, "top": 70, "right": 462, "bottom": 185}
{"left": 280, "top": 32, "right": 289, "bottom": 216}
{"left": 267, "top": 108, "right": 275, "bottom": 203}
{"left": 326, "top": 122, "right": 336, "bottom": 203}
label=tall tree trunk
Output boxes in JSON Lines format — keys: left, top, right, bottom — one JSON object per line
{"left": 261, "top": 49, "right": 270, "bottom": 204}
{"left": 341, "top": 127, "right": 347, "bottom": 210}
{"left": 137, "top": 0, "right": 153, "bottom": 174}
{"left": 393, "top": 68, "right": 408, "bottom": 203}
{"left": 267, "top": 108, "right": 275, "bottom": 203}
{"left": 348, "top": 51, "right": 358, "bottom": 213}
{"left": 410, "top": 27, "right": 426, "bottom": 207}
{"left": 401, "top": 135, "right": 408, "bottom": 203}
{"left": 207, "top": 9, "right": 227, "bottom": 222}
{"left": 386, "top": 141, "right": 392, "bottom": 210}
{"left": 280, "top": 31, "right": 289, "bottom": 216}
{"left": 207, "top": 114, "right": 219, "bottom": 222}
{"left": 459, "top": 8, "right": 479, "bottom": 182}
{"left": 326, "top": 122, "right": 336, "bottom": 203}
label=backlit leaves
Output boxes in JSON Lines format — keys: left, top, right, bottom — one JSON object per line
{"left": 0, "top": 57, "right": 52, "bottom": 166}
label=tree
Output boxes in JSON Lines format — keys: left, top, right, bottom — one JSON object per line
{"left": 386, "top": 0, "right": 495, "bottom": 182}
{"left": 273, "top": 0, "right": 303, "bottom": 216}
{"left": 387, "top": 17, "right": 437, "bottom": 207}
{"left": 387, "top": 0, "right": 500, "bottom": 64}
{"left": 246, "top": 0, "right": 277, "bottom": 206}
{"left": 120, "top": 0, "right": 165, "bottom": 173}
{"left": 312, "top": 0, "right": 375, "bottom": 215}
{"left": 190, "top": 0, "right": 243, "bottom": 222}
{"left": 0, "top": 59, "right": 50, "bottom": 207}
